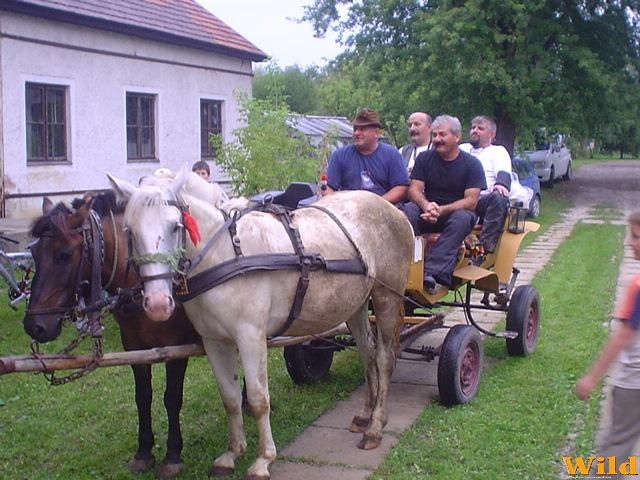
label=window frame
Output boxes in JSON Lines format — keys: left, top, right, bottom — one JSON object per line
{"left": 126, "top": 92, "right": 157, "bottom": 162}
{"left": 25, "top": 82, "right": 69, "bottom": 164}
{"left": 200, "top": 99, "right": 223, "bottom": 159}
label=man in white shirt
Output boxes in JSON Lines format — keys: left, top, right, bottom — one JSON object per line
{"left": 459, "top": 116, "right": 512, "bottom": 257}
{"left": 399, "top": 112, "right": 432, "bottom": 174}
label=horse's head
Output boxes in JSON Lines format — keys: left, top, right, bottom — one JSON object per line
{"left": 108, "top": 169, "right": 188, "bottom": 322}
{"left": 23, "top": 198, "right": 91, "bottom": 343}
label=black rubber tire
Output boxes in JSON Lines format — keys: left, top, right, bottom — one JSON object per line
{"left": 528, "top": 195, "right": 541, "bottom": 218}
{"left": 437, "top": 325, "right": 484, "bottom": 406}
{"left": 544, "top": 166, "right": 555, "bottom": 188}
{"left": 562, "top": 162, "right": 572, "bottom": 181}
{"left": 506, "top": 285, "right": 541, "bottom": 356}
{"left": 283, "top": 342, "right": 334, "bottom": 384}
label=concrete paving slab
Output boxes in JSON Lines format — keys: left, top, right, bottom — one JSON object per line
{"left": 313, "top": 381, "right": 436, "bottom": 435}
{"left": 312, "top": 384, "right": 365, "bottom": 429}
{"left": 269, "top": 461, "right": 372, "bottom": 480}
{"left": 391, "top": 358, "right": 438, "bottom": 386}
{"left": 281, "top": 424, "right": 398, "bottom": 469}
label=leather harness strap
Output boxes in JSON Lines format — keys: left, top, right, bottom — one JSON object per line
{"left": 175, "top": 203, "right": 367, "bottom": 337}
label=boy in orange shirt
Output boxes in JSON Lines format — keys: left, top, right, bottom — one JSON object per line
{"left": 576, "top": 211, "right": 640, "bottom": 477}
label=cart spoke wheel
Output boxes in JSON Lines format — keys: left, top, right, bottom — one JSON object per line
{"left": 506, "top": 285, "right": 541, "bottom": 356}
{"left": 437, "top": 325, "right": 483, "bottom": 406}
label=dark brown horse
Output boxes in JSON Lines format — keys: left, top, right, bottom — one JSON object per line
{"left": 23, "top": 191, "right": 200, "bottom": 479}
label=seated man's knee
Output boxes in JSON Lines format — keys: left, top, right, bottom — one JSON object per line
{"left": 400, "top": 202, "right": 421, "bottom": 234}
{"left": 449, "top": 208, "right": 477, "bottom": 225}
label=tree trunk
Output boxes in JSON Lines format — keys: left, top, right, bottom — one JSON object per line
{"left": 494, "top": 112, "right": 516, "bottom": 157}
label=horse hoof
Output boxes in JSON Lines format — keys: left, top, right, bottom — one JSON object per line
{"left": 128, "top": 455, "right": 155, "bottom": 474}
{"left": 348, "top": 415, "right": 370, "bottom": 433}
{"left": 209, "top": 465, "right": 234, "bottom": 477}
{"left": 156, "top": 461, "right": 184, "bottom": 479}
{"left": 357, "top": 433, "right": 382, "bottom": 450}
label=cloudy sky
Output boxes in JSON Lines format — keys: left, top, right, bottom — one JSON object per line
{"left": 197, "top": 0, "right": 345, "bottom": 67}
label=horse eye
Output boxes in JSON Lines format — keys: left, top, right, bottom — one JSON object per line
{"left": 55, "top": 249, "right": 72, "bottom": 264}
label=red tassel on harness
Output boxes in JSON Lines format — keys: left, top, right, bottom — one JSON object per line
{"left": 182, "top": 211, "right": 201, "bottom": 246}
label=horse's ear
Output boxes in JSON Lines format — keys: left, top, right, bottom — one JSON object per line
{"left": 172, "top": 164, "right": 189, "bottom": 198}
{"left": 106, "top": 173, "right": 137, "bottom": 203}
{"left": 42, "top": 197, "right": 54, "bottom": 215}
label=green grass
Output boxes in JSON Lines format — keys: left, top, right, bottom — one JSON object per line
{"left": 372, "top": 220, "right": 625, "bottom": 479}
{"left": 0, "top": 308, "right": 364, "bottom": 479}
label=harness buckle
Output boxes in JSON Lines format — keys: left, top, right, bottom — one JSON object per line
{"left": 175, "top": 274, "right": 189, "bottom": 296}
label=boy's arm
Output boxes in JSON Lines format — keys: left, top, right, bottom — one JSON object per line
{"left": 576, "top": 321, "right": 637, "bottom": 400}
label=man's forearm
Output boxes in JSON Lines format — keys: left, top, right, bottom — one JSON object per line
{"left": 383, "top": 185, "right": 409, "bottom": 204}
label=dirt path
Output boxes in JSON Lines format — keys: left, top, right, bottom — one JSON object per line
{"left": 557, "top": 159, "right": 640, "bottom": 217}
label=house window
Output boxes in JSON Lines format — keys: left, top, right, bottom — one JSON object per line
{"left": 25, "top": 83, "right": 67, "bottom": 163}
{"left": 200, "top": 99, "right": 222, "bottom": 158}
{"left": 126, "top": 93, "right": 156, "bottom": 161}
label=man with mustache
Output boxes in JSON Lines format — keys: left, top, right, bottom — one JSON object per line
{"left": 459, "top": 116, "right": 512, "bottom": 263}
{"left": 407, "top": 115, "right": 486, "bottom": 293}
{"left": 399, "top": 112, "right": 432, "bottom": 174}
{"left": 325, "top": 108, "right": 409, "bottom": 204}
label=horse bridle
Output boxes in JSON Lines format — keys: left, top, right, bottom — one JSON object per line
{"left": 125, "top": 198, "right": 195, "bottom": 291}
{"left": 27, "top": 207, "right": 120, "bottom": 384}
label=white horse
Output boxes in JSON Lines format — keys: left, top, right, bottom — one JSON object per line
{"left": 108, "top": 168, "right": 413, "bottom": 480}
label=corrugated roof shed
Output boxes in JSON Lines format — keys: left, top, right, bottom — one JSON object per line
{"left": 2, "top": 0, "right": 268, "bottom": 61}
{"left": 287, "top": 115, "right": 353, "bottom": 141}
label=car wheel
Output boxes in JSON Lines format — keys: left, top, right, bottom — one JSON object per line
{"left": 562, "top": 162, "right": 572, "bottom": 181}
{"left": 528, "top": 195, "right": 541, "bottom": 218}
{"left": 543, "top": 166, "right": 555, "bottom": 188}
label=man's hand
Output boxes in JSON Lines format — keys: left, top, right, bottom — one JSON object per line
{"left": 492, "top": 184, "right": 509, "bottom": 197}
{"left": 420, "top": 201, "right": 440, "bottom": 223}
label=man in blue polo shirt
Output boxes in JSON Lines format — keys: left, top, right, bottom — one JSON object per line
{"left": 325, "top": 108, "right": 409, "bottom": 204}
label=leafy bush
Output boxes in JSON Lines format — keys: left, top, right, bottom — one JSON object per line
{"left": 212, "top": 92, "right": 320, "bottom": 196}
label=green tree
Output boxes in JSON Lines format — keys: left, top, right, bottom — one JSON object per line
{"left": 253, "top": 62, "right": 320, "bottom": 113}
{"left": 302, "top": 0, "right": 640, "bottom": 154}
{"left": 212, "top": 92, "right": 319, "bottom": 196}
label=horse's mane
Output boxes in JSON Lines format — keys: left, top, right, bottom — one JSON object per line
{"left": 31, "top": 203, "right": 74, "bottom": 240}
{"left": 126, "top": 170, "right": 239, "bottom": 228}
{"left": 31, "top": 190, "right": 126, "bottom": 240}
{"left": 89, "top": 190, "right": 125, "bottom": 217}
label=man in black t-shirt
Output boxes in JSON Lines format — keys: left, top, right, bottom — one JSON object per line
{"left": 406, "top": 115, "right": 487, "bottom": 292}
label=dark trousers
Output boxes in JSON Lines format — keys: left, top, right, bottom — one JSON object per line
{"left": 403, "top": 203, "right": 477, "bottom": 286}
{"left": 476, "top": 192, "right": 510, "bottom": 253}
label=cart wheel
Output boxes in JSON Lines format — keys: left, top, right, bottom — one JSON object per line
{"left": 283, "top": 342, "right": 334, "bottom": 385}
{"left": 506, "top": 285, "right": 540, "bottom": 356}
{"left": 437, "top": 325, "right": 483, "bottom": 406}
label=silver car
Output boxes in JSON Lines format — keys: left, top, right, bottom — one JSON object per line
{"left": 525, "top": 137, "right": 572, "bottom": 187}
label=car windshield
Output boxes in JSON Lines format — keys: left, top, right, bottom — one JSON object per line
{"left": 513, "top": 159, "right": 533, "bottom": 178}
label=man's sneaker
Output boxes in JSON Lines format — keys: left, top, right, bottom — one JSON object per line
{"left": 422, "top": 275, "right": 438, "bottom": 294}
{"left": 423, "top": 275, "right": 438, "bottom": 294}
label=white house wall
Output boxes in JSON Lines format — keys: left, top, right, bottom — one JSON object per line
{"left": 0, "top": 11, "right": 254, "bottom": 219}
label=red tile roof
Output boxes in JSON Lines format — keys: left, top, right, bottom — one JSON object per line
{"left": 3, "top": 0, "right": 268, "bottom": 61}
